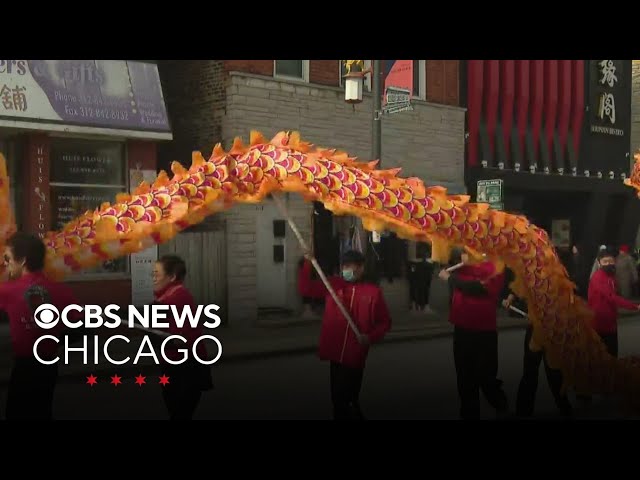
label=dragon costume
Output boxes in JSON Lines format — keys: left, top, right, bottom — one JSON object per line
{"left": 0, "top": 133, "right": 639, "bottom": 409}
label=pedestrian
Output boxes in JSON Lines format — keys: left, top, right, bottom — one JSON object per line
{"left": 152, "top": 254, "right": 213, "bottom": 420}
{"left": 615, "top": 245, "right": 637, "bottom": 299}
{"left": 317, "top": 250, "right": 392, "bottom": 420}
{"left": 502, "top": 286, "right": 572, "bottom": 419}
{"left": 0, "top": 232, "right": 80, "bottom": 420}
{"left": 588, "top": 247, "right": 640, "bottom": 357}
{"left": 578, "top": 247, "right": 640, "bottom": 404}
{"left": 438, "top": 248, "right": 508, "bottom": 420}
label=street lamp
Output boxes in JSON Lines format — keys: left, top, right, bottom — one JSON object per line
{"left": 343, "top": 60, "right": 384, "bottom": 276}
{"left": 343, "top": 60, "right": 370, "bottom": 104}
{"left": 342, "top": 60, "right": 383, "bottom": 167}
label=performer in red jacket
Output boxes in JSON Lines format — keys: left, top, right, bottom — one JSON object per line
{"left": 318, "top": 250, "right": 391, "bottom": 420}
{"left": 153, "top": 254, "right": 213, "bottom": 420}
{"left": 576, "top": 247, "right": 640, "bottom": 406}
{"left": 0, "top": 232, "right": 80, "bottom": 420}
{"left": 588, "top": 247, "right": 640, "bottom": 357}
{"left": 438, "top": 249, "right": 508, "bottom": 420}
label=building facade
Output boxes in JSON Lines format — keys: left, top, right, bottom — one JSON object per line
{"left": 0, "top": 60, "right": 171, "bottom": 307}
{"left": 463, "top": 60, "right": 638, "bottom": 277}
{"left": 158, "top": 60, "right": 465, "bottom": 328}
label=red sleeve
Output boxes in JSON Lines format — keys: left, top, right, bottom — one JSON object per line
{"left": 368, "top": 289, "right": 392, "bottom": 343}
{"left": 614, "top": 294, "right": 638, "bottom": 311}
{"left": 322, "top": 293, "right": 340, "bottom": 323}
{"left": 590, "top": 273, "right": 638, "bottom": 311}
{"left": 483, "top": 272, "right": 505, "bottom": 299}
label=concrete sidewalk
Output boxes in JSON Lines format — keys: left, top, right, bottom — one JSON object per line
{"left": 1, "top": 308, "right": 639, "bottom": 386}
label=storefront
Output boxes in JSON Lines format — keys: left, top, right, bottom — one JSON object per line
{"left": 0, "top": 60, "right": 172, "bottom": 306}
{"left": 463, "top": 59, "right": 638, "bottom": 286}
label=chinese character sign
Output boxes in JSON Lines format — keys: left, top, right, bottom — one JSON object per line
{"left": 599, "top": 60, "right": 618, "bottom": 87}
{"left": 589, "top": 60, "right": 629, "bottom": 138}
{"left": 0, "top": 60, "right": 170, "bottom": 132}
{"left": 583, "top": 59, "right": 631, "bottom": 177}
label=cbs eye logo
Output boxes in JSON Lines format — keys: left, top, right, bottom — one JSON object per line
{"left": 33, "top": 304, "right": 60, "bottom": 329}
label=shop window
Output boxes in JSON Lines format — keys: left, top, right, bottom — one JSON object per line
{"left": 0, "top": 135, "right": 25, "bottom": 231}
{"left": 49, "top": 137, "right": 128, "bottom": 277}
{"left": 274, "top": 60, "right": 309, "bottom": 82}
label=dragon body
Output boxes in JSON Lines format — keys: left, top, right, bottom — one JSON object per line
{"left": 1, "top": 132, "right": 640, "bottom": 409}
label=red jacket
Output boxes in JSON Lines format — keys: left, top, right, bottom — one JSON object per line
{"left": 318, "top": 282, "right": 391, "bottom": 369}
{"left": 0, "top": 272, "right": 79, "bottom": 359}
{"left": 448, "top": 262, "right": 504, "bottom": 331}
{"left": 298, "top": 259, "right": 348, "bottom": 300}
{"left": 153, "top": 281, "right": 208, "bottom": 361}
{"left": 588, "top": 269, "right": 638, "bottom": 334}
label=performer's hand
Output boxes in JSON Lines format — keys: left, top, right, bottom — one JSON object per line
{"left": 438, "top": 269, "right": 450, "bottom": 281}
{"left": 357, "top": 334, "right": 370, "bottom": 346}
{"left": 503, "top": 295, "right": 514, "bottom": 309}
{"left": 303, "top": 251, "right": 314, "bottom": 261}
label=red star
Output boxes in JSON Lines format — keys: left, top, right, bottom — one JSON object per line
{"left": 86, "top": 374, "right": 98, "bottom": 386}
{"left": 159, "top": 375, "right": 170, "bottom": 386}
{"left": 134, "top": 374, "right": 146, "bottom": 386}
{"left": 111, "top": 375, "right": 122, "bottom": 386}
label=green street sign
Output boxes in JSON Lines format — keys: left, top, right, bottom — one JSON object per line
{"left": 477, "top": 179, "right": 503, "bottom": 209}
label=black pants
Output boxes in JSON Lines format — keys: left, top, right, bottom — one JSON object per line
{"left": 330, "top": 362, "right": 365, "bottom": 420}
{"left": 576, "top": 331, "right": 618, "bottom": 403}
{"left": 302, "top": 297, "right": 323, "bottom": 309}
{"left": 516, "top": 326, "right": 572, "bottom": 417}
{"left": 408, "top": 261, "right": 433, "bottom": 308}
{"left": 161, "top": 362, "right": 210, "bottom": 420}
{"left": 453, "top": 326, "right": 508, "bottom": 419}
{"left": 5, "top": 357, "right": 58, "bottom": 420}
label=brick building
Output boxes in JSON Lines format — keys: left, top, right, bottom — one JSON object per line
{"left": 158, "top": 60, "right": 465, "bottom": 328}
{"left": 0, "top": 60, "right": 171, "bottom": 307}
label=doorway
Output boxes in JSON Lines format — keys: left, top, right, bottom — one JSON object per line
{"left": 256, "top": 199, "right": 288, "bottom": 310}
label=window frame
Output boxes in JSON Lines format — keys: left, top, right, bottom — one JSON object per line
{"left": 48, "top": 134, "right": 131, "bottom": 281}
{"left": 273, "top": 60, "right": 310, "bottom": 82}
{"left": 412, "top": 60, "right": 427, "bottom": 100}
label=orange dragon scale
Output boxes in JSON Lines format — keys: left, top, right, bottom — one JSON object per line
{"left": 1, "top": 136, "right": 640, "bottom": 410}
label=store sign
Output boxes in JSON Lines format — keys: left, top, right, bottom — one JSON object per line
{"left": 583, "top": 60, "right": 631, "bottom": 176}
{"left": 50, "top": 141, "right": 124, "bottom": 186}
{"left": 589, "top": 60, "right": 628, "bottom": 137}
{"left": 50, "top": 187, "right": 122, "bottom": 231}
{"left": 476, "top": 179, "right": 503, "bottom": 210}
{"left": 0, "top": 60, "right": 170, "bottom": 132}
{"left": 33, "top": 143, "right": 48, "bottom": 239}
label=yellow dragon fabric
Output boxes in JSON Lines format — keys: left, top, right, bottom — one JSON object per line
{"left": 0, "top": 132, "right": 639, "bottom": 409}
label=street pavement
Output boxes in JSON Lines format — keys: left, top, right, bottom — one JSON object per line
{"left": 2, "top": 320, "right": 640, "bottom": 420}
